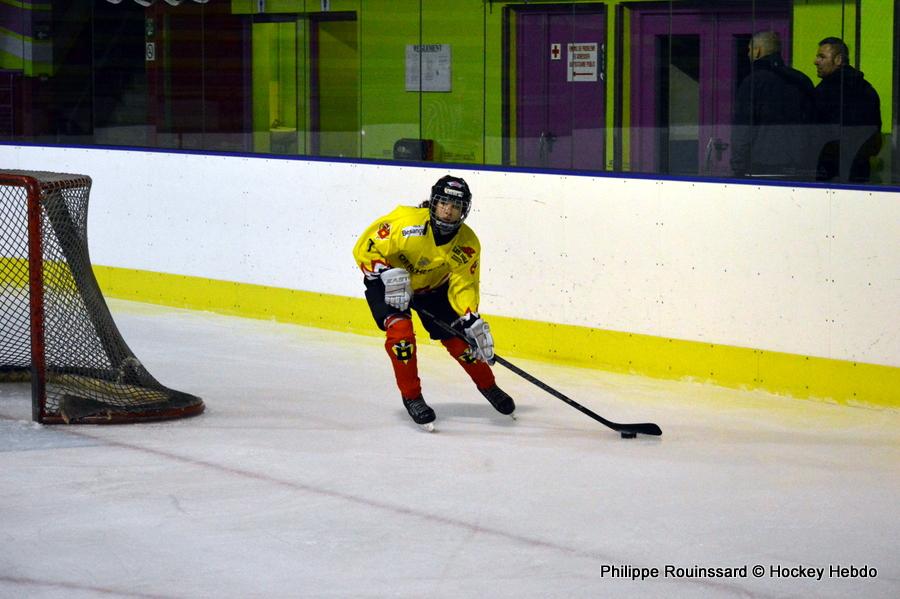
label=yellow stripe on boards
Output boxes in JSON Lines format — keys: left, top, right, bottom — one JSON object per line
{"left": 91, "top": 265, "right": 377, "bottom": 338}
{"left": 92, "top": 266, "right": 899, "bottom": 409}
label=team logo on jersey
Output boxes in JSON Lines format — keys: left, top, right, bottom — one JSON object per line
{"left": 402, "top": 225, "right": 426, "bottom": 237}
{"left": 416, "top": 257, "right": 430, "bottom": 267}
{"left": 450, "top": 245, "right": 476, "bottom": 265}
{"left": 377, "top": 222, "right": 391, "bottom": 239}
{"left": 392, "top": 340, "right": 415, "bottom": 363}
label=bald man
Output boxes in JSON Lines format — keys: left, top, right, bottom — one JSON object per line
{"left": 731, "top": 31, "right": 815, "bottom": 179}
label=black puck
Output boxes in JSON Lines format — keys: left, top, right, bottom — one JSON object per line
{"left": 621, "top": 431, "right": 637, "bottom": 439}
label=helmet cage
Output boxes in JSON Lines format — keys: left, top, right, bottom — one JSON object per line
{"left": 429, "top": 176, "right": 471, "bottom": 236}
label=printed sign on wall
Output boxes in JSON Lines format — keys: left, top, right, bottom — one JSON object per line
{"left": 405, "top": 44, "right": 452, "bottom": 92}
{"left": 567, "top": 43, "right": 597, "bottom": 82}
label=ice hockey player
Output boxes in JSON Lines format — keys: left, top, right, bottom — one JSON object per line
{"left": 352, "top": 174, "right": 515, "bottom": 430}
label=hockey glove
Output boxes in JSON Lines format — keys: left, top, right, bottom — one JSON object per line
{"left": 381, "top": 268, "right": 412, "bottom": 311}
{"left": 453, "top": 312, "right": 495, "bottom": 364}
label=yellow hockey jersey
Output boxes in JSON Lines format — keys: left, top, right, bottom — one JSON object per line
{"left": 353, "top": 205, "right": 481, "bottom": 316}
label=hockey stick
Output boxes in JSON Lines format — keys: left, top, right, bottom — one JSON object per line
{"left": 416, "top": 308, "right": 662, "bottom": 437}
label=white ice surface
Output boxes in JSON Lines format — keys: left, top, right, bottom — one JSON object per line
{"left": 0, "top": 300, "right": 897, "bottom": 599}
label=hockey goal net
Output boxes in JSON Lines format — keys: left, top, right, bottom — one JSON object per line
{"left": 0, "top": 170, "right": 204, "bottom": 423}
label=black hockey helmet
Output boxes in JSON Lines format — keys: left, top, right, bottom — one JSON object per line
{"left": 429, "top": 175, "right": 472, "bottom": 236}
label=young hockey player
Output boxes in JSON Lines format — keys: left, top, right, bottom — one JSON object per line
{"left": 352, "top": 174, "right": 515, "bottom": 430}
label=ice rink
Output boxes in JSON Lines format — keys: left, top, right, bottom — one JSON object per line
{"left": 1, "top": 300, "right": 897, "bottom": 599}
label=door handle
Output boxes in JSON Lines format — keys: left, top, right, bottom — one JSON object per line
{"left": 539, "top": 131, "right": 556, "bottom": 165}
{"left": 714, "top": 139, "right": 729, "bottom": 160}
{"left": 705, "top": 138, "right": 730, "bottom": 172}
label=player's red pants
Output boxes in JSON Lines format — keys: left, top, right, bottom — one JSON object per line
{"left": 384, "top": 317, "right": 495, "bottom": 398}
{"left": 384, "top": 316, "right": 421, "bottom": 399}
{"left": 440, "top": 336, "right": 495, "bottom": 390}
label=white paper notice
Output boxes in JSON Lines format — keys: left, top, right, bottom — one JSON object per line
{"left": 405, "top": 44, "right": 452, "bottom": 92}
{"left": 567, "top": 42, "right": 598, "bottom": 82}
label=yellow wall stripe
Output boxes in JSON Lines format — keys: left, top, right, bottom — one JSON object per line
{"left": 92, "top": 265, "right": 899, "bottom": 409}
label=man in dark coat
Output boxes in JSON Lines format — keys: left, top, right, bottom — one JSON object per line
{"left": 813, "top": 37, "right": 882, "bottom": 183}
{"left": 731, "top": 31, "right": 815, "bottom": 179}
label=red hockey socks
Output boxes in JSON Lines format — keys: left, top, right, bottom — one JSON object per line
{"left": 441, "top": 336, "right": 495, "bottom": 389}
{"left": 384, "top": 315, "right": 421, "bottom": 399}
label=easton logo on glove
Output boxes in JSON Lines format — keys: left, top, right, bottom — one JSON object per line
{"left": 382, "top": 267, "right": 412, "bottom": 311}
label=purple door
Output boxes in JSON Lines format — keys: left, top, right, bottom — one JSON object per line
{"left": 514, "top": 6, "right": 606, "bottom": 169}
{"left": 630, "top": 6, "right": 790, "bottom": 176}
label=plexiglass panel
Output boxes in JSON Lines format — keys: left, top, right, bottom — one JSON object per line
{"left": 0, "top": 0, "right": 895, "bottom": 186}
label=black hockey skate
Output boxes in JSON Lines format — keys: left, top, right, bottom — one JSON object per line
{"left": 403, "top": 395, "right": 436, "bottom": 431}
{"left": 479, "top": 385, "right": 515, "bottom": 416}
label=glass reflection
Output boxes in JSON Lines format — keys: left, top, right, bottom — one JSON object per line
{"left": 0, "top": 0, "right": 893, "bottom": 186}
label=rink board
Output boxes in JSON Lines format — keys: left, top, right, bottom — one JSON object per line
{"left": 1, "top": 144, "right": 898, "bottom": 408}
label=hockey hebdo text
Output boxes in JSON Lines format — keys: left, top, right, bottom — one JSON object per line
{"left": 598, "top": 563, "right": 878, "bottom": 581}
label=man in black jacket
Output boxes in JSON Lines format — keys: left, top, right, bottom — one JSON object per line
{"left": 731, "top": 31, "right": 815, "bottom": 179}
{"left": 813, "top": 37, "right": 882, "bottom": 183}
